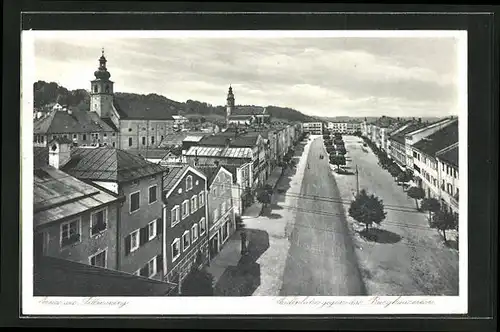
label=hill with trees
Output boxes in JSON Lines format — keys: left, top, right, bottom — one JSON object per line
{"left": 33, "top": 80, "right": 315, "bottom": 123}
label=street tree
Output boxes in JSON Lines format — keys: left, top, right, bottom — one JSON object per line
{"left": 256, "top": 189, "right": 271, "bottom": 208}
{"left": 430, "top": 209, "right": 457, "bottom": 242}
{"left": 348, "top": 189, "right": 387, "bottom": 232}
{"left": 326, "top": 146, "right": 336, "bottom": 154}
{"left": 396, "top": 171, "right": 407, "bottom": 185}
{"left": 330, "top": 154, "right": 346, "bottom": 170}
{"left": 388, "top": 164, "right": 401, "bottom": 178}
{"left": 337, "top": 146, "right": 347, "bottom": 155}
{"left": 421, "top": 197, "right": 441, "bottom": 221}
{"left": 322, "top": 135, "right": 330, "bottom": 140}
{"left": 407, "top": 186, "right": 425, "bottom": 210}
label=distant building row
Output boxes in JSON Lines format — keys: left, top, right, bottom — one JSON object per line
{"left": 362, "top": 116, "right": 459, "bottom": 216}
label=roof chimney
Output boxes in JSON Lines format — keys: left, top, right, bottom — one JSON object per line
{"left": 418, "top": 117, "right": 422, "bottom": 123}
{"left": 48, "top": 138, "right": 72, "bottom": 169}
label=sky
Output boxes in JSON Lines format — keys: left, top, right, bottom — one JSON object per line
{"left": 32, "top": 32, "right": 463, "bottom": 117}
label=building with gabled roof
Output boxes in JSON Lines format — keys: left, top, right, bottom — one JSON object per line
{"left": 161, "top": 164, "right": 209, "bottom": 286}
{"left": 410, "top": 120, "right": 459, "bottom": 211}
{"left": 33, "top": 107, "right": 118, "bottom": 148}
{"left": 197, "top": 165, "right": 236, "bottom": 260}
{"left": 388, "top": 121, "right": 427, "bottom": 168}
{"left": 50, "top": 139, "right": 167, "bottom": 280}
{"left": 33, "top": 164, "right": 122, "bottom": 280}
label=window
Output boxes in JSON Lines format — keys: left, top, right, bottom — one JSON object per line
{"left": 130, "top": 229, "right": 140, "bottom": 253}
{"left": 60, "top": 219, "right": 80, "bottom": 247}
{"left": 186, "top": 175, "right": 193, "bottom": 191}
{"left": 89, "top": 249, "right": 107, "bottom": 268}
{"left": 128, "top": 137, "right": 133, "bottom": 147}
{"left": 181, "top": 200, "right": 190, "bottom": 219}
{"left": 227, "top": 197, "right": 232, "bottom": 209}
{"left": 147, "top": 256, "right": 157, "bottom": 278}
{"left": 191, "top": 224, "right": 198, "bottom": 243}
{"left": 130, "top": 191, "right": 140, "bottom": 213}
{"left": 191, "top": 195, "right": 198, "bottom": 212}
{"left": 128, "top": 128, "right": 133, "bottom": 132}
{"left": 221, "top": 201, "right": 226, "bottom": 214}
{"left": 112, "top": 133, "right": 116, "bottom": 136}
{"left": 112, "top": 142, "right": 116, "bottom": 148}
{"left": 148, "top": 185, "right": 157, "bottom": 204}
{"left": 103, "top": 133, "right": 107, "bottom": 138}
{"left": 90, "top": 208, "right": 107, "bottom": 236}
{"left": 454, "top": 168, "right": 458, "bottom": 178}
{"left": 161, "top": 135, "right": 164, "bottom": 141}
{"left": 105, "top": 85, "right": 110, "bottom": 93}
{"left": 151, "top": 136, "right": 155, "bottom": 144}
{"left": 212, "top": 186, "right": 218, "bottom": 197}
{"left": 172, "top": 238, "right": 181, "bottom": 261}
{"left": 142, "top": 137, "right": 146, "bottom": 145}
{"left": 182, "top": 231, "right": 190, "bottom": 251}
{"left": 199, "top": 192, "right": 205, "bottom": 207}
{"left": 171, "top": 206, "right": 180, "bottom": 226}
{"left": 222, "top": 221, "right": 229, "bottom": 241}
{"left": 82, "top": 134, "right": 87, "bottom": 141}
{"left": 148, "top": 220, "right": 157, "bottom": 241}
{"left": 213, "top": 209, "right": 219, "bottom": 222}
{"left": 73, "top": 134, "right": 77, "bottom": 139}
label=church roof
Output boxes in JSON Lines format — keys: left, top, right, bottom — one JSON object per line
{"left": 113, "top": 95, "right": 177, "bottom": 120}
{"left": 33, "top": 110, "right": 116, "bottom": 134}
{"left": 231, "top": 106, "right": 267, "bottom": 116}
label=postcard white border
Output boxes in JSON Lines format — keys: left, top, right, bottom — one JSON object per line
{"left": 22, "top": 29, "right": 468, "bottom": 316}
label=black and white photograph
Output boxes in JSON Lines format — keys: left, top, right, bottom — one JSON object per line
{"left": 21, "top": 29, "right": 468, "bottom": 315}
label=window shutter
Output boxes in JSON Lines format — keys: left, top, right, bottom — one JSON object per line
{"left": 140, "top": 266, "right": 148, "bottom": 277}
{"left": 140, "top": 227, "right": 147, "bottom": 246}
{"left": 125, "top": 235, "right": 131, "bottom": 255}
{"left": 156, "top": 254, "right": 163, "bottom": 271}
{"left": 157, "top": 218, "right": 163, "bottom": 234}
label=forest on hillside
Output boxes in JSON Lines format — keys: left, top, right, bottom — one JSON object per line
{"left": 33, "top": 80, "right": 316, "bottom": 123}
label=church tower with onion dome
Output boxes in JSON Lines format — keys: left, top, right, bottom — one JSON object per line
{"left": 90, "top": 48, "right": 114, "bottom": 118}
{"left": 226, "top": 85, "right": 235, "bottom": 124}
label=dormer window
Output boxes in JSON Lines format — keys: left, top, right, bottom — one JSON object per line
{"left": 51, "top": 144, "right": 57, "bottom": 151}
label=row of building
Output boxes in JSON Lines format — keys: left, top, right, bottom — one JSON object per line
{"left": 361, "top": 116, "right": 459, "bottom": 216}
{"left": 32, "top": 51, "right": 303, "bottom": 296}
{"left": 302, "top": 121, "right": 362, "bottom": 136}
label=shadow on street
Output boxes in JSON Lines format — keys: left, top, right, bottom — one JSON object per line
{"left": 214, "top": 229, "right": 270, "bottom": 296}
{"left": 359, "top": 228, "right": 402, "bottom": 244}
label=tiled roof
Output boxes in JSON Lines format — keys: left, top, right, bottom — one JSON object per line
{"left": 33, "top": 110, "right": 116, "bottom": 134}
{"left": 389, "top": 122, "right": 427, "bottom": 144}
{"left": 33, "top": 166, "right": 119, "bottom": 228}
{"left": 412, "top": 121, "right": 459, "bottom": 157}
{"left": 34, "top": 146, "right": 49, "bottom": 169}
{"left": 126, "top": 148, "right": 173, "bottom": 160}
{"left": 228, "top": 115, "right": 255, "bottom": 120}
{"left": 185, "top": 146, "right": 253, "bottom": 159}
{"left": 61, "top": 147, "right": 166, "bottom": 182}
{"left": 113, "top": 96, "right": 176, "bottom": 120}
{"left": 34, "top": 256, "right": 177, "bottom": 296}
{"left": 162, "top": 165, "right": 190, "bottom": 196}
{"left": 231, "top": 106, "right": 266, "bottom": 116}
{"left": 437, "top": 145, "right": 458, "bottom": 167}
{"left": 198, "top": 133, "right": 260, "bottom": 148}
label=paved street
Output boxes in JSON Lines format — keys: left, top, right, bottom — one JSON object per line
{"left": 279, "top": 137, "right": 366, "bottom": 296}
{"left": 332, "top": 135, "right": 459, "bottom": 295}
